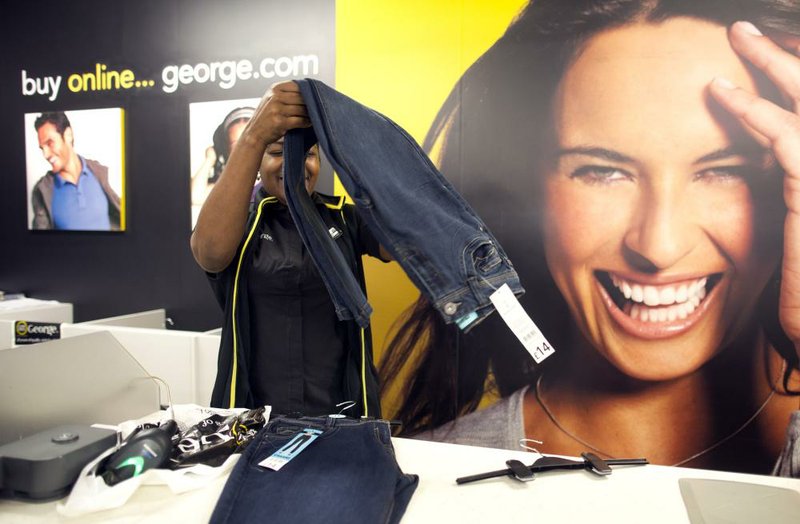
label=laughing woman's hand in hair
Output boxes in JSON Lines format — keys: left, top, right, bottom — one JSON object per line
{"left": 710, "top": 20, "right": 800, "bottom": 362}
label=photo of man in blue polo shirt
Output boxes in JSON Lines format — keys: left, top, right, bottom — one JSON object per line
{"left": 30, "top": 111, "right": 121, "bottom": 231}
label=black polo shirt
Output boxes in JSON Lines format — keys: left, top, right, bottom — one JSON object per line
{"left": 210, "top": 193, "right": 384, "bottom": 416}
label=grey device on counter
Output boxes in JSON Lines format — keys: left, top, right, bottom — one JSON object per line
{"left": 0, "top": 331, "right": 161, "bottom": 501}
{"left": 0, "top": 425, "right": 117, "bottom": 501}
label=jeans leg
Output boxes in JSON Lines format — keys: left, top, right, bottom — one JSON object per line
{"left": 283, "top": 127, "right": 372, "bottom": 328}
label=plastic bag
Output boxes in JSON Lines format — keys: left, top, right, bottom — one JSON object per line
{"left": 56, "top": 404, "right": 270, "bottom": 517}
{"left": 171, "top": 405, "right": 268, "bottom": 468}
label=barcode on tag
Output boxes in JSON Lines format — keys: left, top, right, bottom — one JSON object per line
{"left": 489, "top": 284, "right": 555, "bottom": 364}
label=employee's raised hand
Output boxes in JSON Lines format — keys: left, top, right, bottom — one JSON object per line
{"left": 245, "top": 80, "right": 311, "bottom": 148}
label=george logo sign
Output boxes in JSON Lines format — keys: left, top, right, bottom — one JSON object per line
{"left": 14, "top": 320, "right": 61, "bottom": 345}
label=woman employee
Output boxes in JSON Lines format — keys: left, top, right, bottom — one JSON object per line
{"left": 191, "top": 81, "right": 389, "bottom": 417}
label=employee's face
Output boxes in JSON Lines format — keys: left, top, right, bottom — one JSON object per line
{"left": 542, "top": 18, "right": 782, "bottom": 381}
{"left": 37, "top": 123, "right": 74, "bottom": 174}
{"left": 260, "top": 140, "right": 320, "bottom": 204}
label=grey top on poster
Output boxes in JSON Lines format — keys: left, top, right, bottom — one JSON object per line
{"left": 414, "top": 386, "right": 528, "bottom": 452}
{"left": 416, "top": 386, "right": 800, "bottom": 479}
{"left": 774, "top": 410, "right": 800, "bottom": 478}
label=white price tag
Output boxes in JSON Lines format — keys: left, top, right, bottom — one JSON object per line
{"left": 489, "top": 284, "right": 555, "bottom": 364}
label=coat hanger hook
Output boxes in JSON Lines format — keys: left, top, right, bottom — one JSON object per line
{"left": 518, "top": 438, "right": 544, "bottom": 457}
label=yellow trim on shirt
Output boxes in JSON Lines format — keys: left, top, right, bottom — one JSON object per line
{"left": 229, "top": 197, "right": 275, "bottom": 407}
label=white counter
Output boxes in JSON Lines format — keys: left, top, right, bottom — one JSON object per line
{"left": 2, "top": 437, "right": 799, "bottom": 523}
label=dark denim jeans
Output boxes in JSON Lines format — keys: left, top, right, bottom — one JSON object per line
{"left": 209, "top": 415, "right": 418, "bottom": 524}
{"left": 283, "top": 78, "right": 524, "bottom": 331}
{"left": 282, "top": 136, "right": 372, "bottom": 325}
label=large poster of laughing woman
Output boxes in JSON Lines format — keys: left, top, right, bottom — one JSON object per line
{"left": 378, "top": 0, "right": 800, "bottom": 476}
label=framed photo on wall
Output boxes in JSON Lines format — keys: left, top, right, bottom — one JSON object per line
{"left": 24, "top": 107, "right": 126, "bottom": 232}
{"left": 189, "top": 98, "right": 259, "bottom": 229}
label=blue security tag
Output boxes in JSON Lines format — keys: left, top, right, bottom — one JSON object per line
{"left": 258, "top": 428, "right": 323, "bottom": 471}
{"left": 455, "top": 311, "right": 479, "bottom": 330}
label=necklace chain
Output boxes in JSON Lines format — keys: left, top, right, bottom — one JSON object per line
{"left": 534, "top": 372, "right": 777, "bottom": 467}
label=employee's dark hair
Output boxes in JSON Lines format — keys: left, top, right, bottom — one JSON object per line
{"left": 379, "top": 0, "right": 800, "bottom": 436}
{"left": 210, "top": 106, "right": 255, "bottom": 183}
{"left": 34, "top": 111, "right": 71, "bottom": 135}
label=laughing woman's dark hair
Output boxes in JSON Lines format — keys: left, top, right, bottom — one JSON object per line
{"left": 380, "top": 0, "right": 800, "bottom": 440}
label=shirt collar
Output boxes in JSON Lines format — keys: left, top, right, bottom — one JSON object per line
{"left": 53, "top": 156, "right": 91, "bottom": 187}
{"left": 256, "top": 186, "right": 324, "bottom": 207}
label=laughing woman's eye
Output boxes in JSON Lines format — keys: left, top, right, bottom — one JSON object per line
{"left": 569, "top": 165, "right": 631, "bottom": 185}
{"left": 694, "top": 165, "right": 758, "bottom": 184}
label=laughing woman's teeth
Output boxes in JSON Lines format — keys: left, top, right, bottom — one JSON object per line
{"left": 643, "top": 286, "right": 660, "bottom": 306}
{"left": 611, "top": 274, "right": 711, "bottom": 322}
{"left": 631, "top": 304, "right": 641, "bottom": 320}
{"left": 659, "top": 286, "right": 675, "bottom": 305}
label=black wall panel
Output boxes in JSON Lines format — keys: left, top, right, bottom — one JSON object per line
{"left": 0, "top": 0, "right": 335, "bottom": 330}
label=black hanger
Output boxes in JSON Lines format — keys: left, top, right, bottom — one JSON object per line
{"left": 456, "top": 452, "right": 648, "bottom": 485}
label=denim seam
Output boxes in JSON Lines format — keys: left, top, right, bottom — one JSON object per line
{"left": 460, "top": 234, "right": 489, "bottom": 280}
{"left": 284, "top": 134, "right": 371, "bottom": 324}
{"left": 370, "top": 424, "right": 407, "bottom": 479}
{"left": 476, "top": 247, "right": 501, "bottom": 273}
{"left": 432, "top": 268, "right": 521, "bottom": 312}
{"left": 308, "top": 82, "right": 448, "bottom": 308}
{"left": 301, "top": 86, "right": 375, "bottom": 325}
{"left": 311, "top": 84, "right": 361, "bottom": 201}
{"left": 361, "top": 208, "right": 440, "bottom": 303}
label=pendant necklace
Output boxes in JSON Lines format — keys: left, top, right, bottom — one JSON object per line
{"left": 534, "top": 371, "right": 778, "bottom": 467}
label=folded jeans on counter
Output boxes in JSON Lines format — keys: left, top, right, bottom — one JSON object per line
{"left": 209, "top": 415, "right": 418, "bottom": 524}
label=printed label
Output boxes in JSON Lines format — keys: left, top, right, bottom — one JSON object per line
{"left": 455, "top": 311, "right": 479, "bottom": 330}
{"left": 258, "top": 428, "right": 323, "bottom": 471}
{"left": 489, "top": 284, "right": 555, "bottom": 363}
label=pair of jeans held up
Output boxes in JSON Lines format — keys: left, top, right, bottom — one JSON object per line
{"left": 283, "top": 78, "right": 524, "bottom": 330}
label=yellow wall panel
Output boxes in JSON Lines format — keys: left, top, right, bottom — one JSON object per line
{"left": 335, "top": 0, "right": 528, "bottom": 412}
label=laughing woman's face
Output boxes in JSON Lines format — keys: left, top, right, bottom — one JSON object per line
{"left": 542, "top": 18, "right": 783, "bottom": 380}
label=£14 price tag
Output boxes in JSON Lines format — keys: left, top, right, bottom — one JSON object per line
{"left": 489, "top": 284, "right": 555, "bottom": 364}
